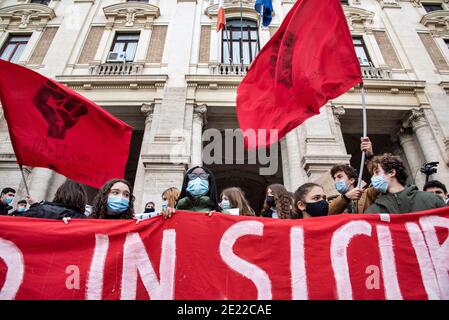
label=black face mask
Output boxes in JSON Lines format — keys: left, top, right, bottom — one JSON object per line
{"left": 267, "top": 196, "right": 276, "bottom": 208}
{"left": 144, "top": 207, "right": 155, "bottom": 213}
{"left": 305, "top": 200, "right": 329, "bottom": 217}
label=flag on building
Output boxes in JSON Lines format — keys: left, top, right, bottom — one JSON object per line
{"left": 216, "top": 0, "right": 226, "bottom": 32}
{"left": 0, "top": 59, "right": 133, "bottom": 188}
{"left": 255, "top": 0, "right": 274, "bottom": 27}
{"left": 237, "top": 0, "right": 362, "bottom": 149}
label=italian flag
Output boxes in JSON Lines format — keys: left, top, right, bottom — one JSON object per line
{"left": 217, "top": 0, "right": 226, "bottom": 32}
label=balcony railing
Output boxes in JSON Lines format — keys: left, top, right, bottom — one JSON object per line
{"left": 210, "top": 64, "right": 391, "bottom": 79}
{"left": 90, "top": 62, "right": 143, "bottom": 76}
{"left": 210, "top": 63, "right": 250, "bottom": 75}
{"left": 361, "top": 66, "right": 391, "bottom": 79}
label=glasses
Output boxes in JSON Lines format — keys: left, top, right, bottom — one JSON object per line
{"left": 188, "top": 173, "right": 210, "bottom": 180}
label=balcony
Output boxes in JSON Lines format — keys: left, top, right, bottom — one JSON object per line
{"left": 89, "top": 62, "right": 143, "bottom": 76}
{"left": 210, "top": 63, "right": 250, "bottom": 75}
{"left": 361, "top": 66, "right": 391, "bottom": 79}
{"left": 209, "top": 64, "right": 391, "bottom": 79}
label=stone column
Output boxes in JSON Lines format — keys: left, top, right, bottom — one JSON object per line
{"left": 398, "top": 128, "right": 426, "bottom": 188}
{"left": 402, "top": 108, "right": 449, "bottom": 183}
{"left": 134, "top": 103, "right": 155, "bottom": 212}
{"left": 191, "top": 104, "right": 207, "bottom": 167}
{"left": 285, "top": 128, "right": 307, "bottom": 191}
{"left": 27, "top": 168, "right": 54, "bottom": 202}
{"left": 331, "top": 105, "right": 348, "bottom": 155}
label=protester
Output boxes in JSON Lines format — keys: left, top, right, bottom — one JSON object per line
{"left": 162, "top": 187, "right": 180, "bottom": 211}
{"left": 0, "top": 187, "right": 15, "bottom": 215}
{"left": 423, "top": 180, "right": 448, "bottom": 204}
{"left": 162, "top": 166, "right": 220, "bottom": 218}
{"left": 328, "top": 164, "right": 378, "bottom": 214}
{"left": 293, "top": 183, "right": 328, "bottom": 219}
{"left": 260, "top": 184, "right": 292, "bottom": 219}
{"left": 144, "top": 202, "right": 155, "bottom": 213}
{"left": 22, "top": 180, "right": 87, "bottom": 220}
{"left": 220, "top": 187, "right": 255, "bottom": 216}
{"left": 9, "top": 199, "right": 27, "bottom": 216}
{"left": 91, "top": 178, "right": 134, "bottom": 219}
{"left": 365, "top": 154, "right": 446, "bottom": 213}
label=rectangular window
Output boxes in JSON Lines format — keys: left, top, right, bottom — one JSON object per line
{"left": 341, "top": 0, "right": 349, "bottom": 5}
{"left": 222, "top": 19, "right": 260, "bottom": 65}
{"left": 109, "top": 33, "right": 140, "bottom": 62}
{"left": 445, "top": 39, "right": 449, "bottom": 50}
{"left": 30, "top": 0, "right": 51, "bottom": 5}
{"left": 0, "top": 35, "right": 31, "bottom": 63}
{"left": 353, "top": 37, "right": 371, "bottom": 66}
{"left": 422, "top": 3, "right": 444, "bottom": 12}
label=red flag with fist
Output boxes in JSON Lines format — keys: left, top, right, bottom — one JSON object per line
{"left": 237, "top": 0, "right": 362, "bottom": 148}
{"left": 0, "top": 59, "right": 132, "bottom": 188}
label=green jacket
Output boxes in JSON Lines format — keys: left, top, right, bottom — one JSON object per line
{"left": 176, "top": 196, "right": 213, "bottom": 212}
{"left": 364, "top": 185, "right": 446, "bottom": 214}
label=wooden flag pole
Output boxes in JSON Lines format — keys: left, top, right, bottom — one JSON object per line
{"left": 357, "top": 83, "right": 368, "bottom": 188}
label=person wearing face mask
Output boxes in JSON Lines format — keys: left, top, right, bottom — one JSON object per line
{"left": 365, "top": 154, "right": 446, "bottom": 214}
{"left": 161, "top": 187, "right": 180, "bottom": 212}
{"left": 293, "top": 183, "right": 328, "bottom": 219}
{"left": 9, "top": 200, "right": 28, "bottom": 216}
{"left": 220, "top": 187, "right": 255, "bottom": 216}
{"left": 260, "top": 184, "right": 292, "bottom": 219}
{"left": 329, "top": 164, "right": 378, "bottom": 215}
{"left": 91, "top": 179, "right": 135, "bottom": 219}
{"left": 0, "top": 187, "right": 16, "bottom": 215}
{"left": 23, "top": 180, "right": 87, "bottom": 220}
{"left": 162, "top": 166, "right": 220, "bottom": 218}
{"left": 144, "top": 202, "right": 156, "bottom": 213}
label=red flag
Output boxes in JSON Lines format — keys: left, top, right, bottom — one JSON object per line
{"left": 216, "top": 0, "right": 226, "bottom": 32}
{"left": 237, "top": 0, "right": 362, "bottom": 148}
{"left": 0, "top": 59, "right": 132, "bottom": 188}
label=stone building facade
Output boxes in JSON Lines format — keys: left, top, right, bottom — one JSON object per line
{"left": 1, "top": 0, "right": 449, "bottom": 212}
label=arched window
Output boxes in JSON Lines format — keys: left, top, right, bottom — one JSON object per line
{"left": 222, "top": 19, "right": 259, "bottom": 65}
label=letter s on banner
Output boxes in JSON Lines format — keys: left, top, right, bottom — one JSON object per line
{"left": 219, "top": 221, "right": 272, "bottom": 300}
{"left": 0, "top": 238, "right": 25, "bottom": 300}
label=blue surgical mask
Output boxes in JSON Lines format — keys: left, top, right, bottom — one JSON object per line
{"left": 371, "top": 175, "right": 389, "bottom": 194}
{"left": 335, "top": 181, "right": 349, "bottom": 194}
{"left": 4, "top": 196, "right": 14, "bottom": 204}
{"left": 221, "top": 200, "right": 231, "bottom": 210}
{"left": 107, "top": 196, "right": 129, "bottom": 215}
{"left": 17, "top": 207, "right": 26, "bottom": 213}
{"left": 187, "top": 177, "right": 209, "bottom": 197}
{"left": 161, "top": 200, "right": 168, "bottom": 211}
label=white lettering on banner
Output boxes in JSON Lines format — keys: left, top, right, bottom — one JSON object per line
{"left": 331, "top": 221, "right": 372, "bottom": 300}
{"left": 219, "top": 221, "right": 272, "bottom": 300}
{"left": 419, "top": 216, "right": 449, "bottom": 299}
{"left": 65, "top": 265, "right": 80, "bottom": 289}
{"left": 290, "top": 227, "right": 308, "bottom": 300}
{"left": 0, "top": 238, "right": 24, "bottom": 300}
{"left": 406, "top": 222, "right": 441, "bottom": 299}
{"left": 121, "top": 230, "right": 176, "bottom": 300}
{"left": 86, "top": 234, "right": 110, "bottom": 300}
{"left": 376, "top": 225, "right": 402, "bottom": 300}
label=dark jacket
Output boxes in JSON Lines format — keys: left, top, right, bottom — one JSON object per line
{"left": 0, "top": 201, "right": 12, "bottom": 215}
{"left": 176, "top": 196, "right": 214, "bottom": 212}
{"left": 22, "top": 201, "right": 87, "bottom": 220}
{"left": 364, "top": 185, "right": 446, "bottom": 214}
{"left": 9, "top": 209, "right": 25, "bottom": 216}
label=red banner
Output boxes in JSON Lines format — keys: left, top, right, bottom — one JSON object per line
{"left": 0, "top": 208, "right": 448, "bottom": 300}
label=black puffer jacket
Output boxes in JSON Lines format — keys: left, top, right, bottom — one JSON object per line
{"left": 22, "top": 201, "right": 87, "bottom": 220}
{"left": 0, "top": 201, "right": 12, "bottom": 215}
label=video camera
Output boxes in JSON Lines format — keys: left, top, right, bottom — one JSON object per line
{"left": 420, "top": 162, "right": 439, "bottom": 183}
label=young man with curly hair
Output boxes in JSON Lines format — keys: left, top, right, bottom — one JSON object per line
{"left": 364, "top": 153, "right": 446, "bottom": 214}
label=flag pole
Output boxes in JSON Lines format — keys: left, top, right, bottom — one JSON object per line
{"left": 240, "top": 0, "right": 244, "bottom": 73}
{"left": 19, "top": 164, "right": 30, "bottom": 197}
{"left": 357, "top": 83, "right": 367, "bottom": 188}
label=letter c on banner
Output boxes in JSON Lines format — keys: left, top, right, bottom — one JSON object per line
{"left": 0, "top": 238, "right": 25, "bottom": 300}
{"left": 219, "top": 221, "right": 272, "bottom": 300}
{"left": 330, "top": 221, "right": 372, "bottom": 300}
